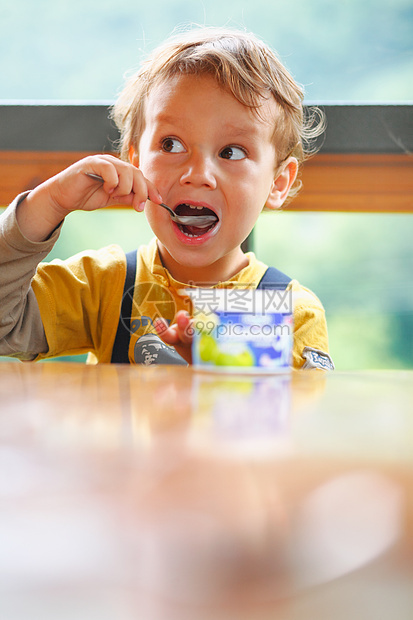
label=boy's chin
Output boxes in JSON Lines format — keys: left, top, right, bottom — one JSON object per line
{"left": 158, "top": 240, "right": 247, "bottom": 285}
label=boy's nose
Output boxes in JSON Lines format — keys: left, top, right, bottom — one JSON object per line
{"left": 179, "top": 151, "right": 217, "bottom": 190}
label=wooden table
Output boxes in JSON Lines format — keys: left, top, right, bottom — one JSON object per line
{"left": 1, "top": 362, "right": 413, "bottom": 619}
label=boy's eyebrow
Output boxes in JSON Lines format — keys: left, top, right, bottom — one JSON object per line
{"left": 222, "top": 123, "right": 254, "bottom": 137}
{"left": 154, "top": 113, "right": 266, "bottom": 140}
{"left": 154, "top": 113, "right": 181, "bottom": 126}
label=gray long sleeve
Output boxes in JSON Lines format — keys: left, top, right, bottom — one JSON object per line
{"left": 0, "top": 193, "right": 61, "bottom": 360}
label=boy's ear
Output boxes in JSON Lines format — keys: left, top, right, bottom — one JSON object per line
{"left": 265, "top": 158, "right": 298, "bottom": 211}
{"left": 129, "top": 146, "right": 139, "bottom": 166}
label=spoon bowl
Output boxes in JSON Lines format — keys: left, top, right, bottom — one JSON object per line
{"left": 153, "top": 200, "right": 217, "bottom": 228}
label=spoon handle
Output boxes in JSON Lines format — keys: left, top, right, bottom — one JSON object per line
{"left": 85, "top": 172, "right": 106, "bottom": 182}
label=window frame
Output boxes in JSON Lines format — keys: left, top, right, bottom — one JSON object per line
{"left": 0, "top": 102, "right": 412, "bottom": 216}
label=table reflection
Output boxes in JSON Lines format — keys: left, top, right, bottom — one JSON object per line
{"left": 0, "top": 363, "right": 412, "bottom": 619}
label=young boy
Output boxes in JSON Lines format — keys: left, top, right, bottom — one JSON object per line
{"left": 0, "top": 27, "right": 333, "bottom": 370}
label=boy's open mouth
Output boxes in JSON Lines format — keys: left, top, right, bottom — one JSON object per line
{"left": 175, "top": 203, "right": 219, "bottom": 237}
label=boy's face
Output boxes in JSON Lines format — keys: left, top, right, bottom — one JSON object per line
{"left": 133, "top": 73, "right": 297, "bottom": 284}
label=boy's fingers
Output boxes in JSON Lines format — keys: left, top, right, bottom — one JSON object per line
{"left": 153, "top": 317, "right": 170, "bottom": 336}
{"left": 176, "top": 311, "right": 194, "bottom": 343}
{"left": 84, "top": 157, "right": 146, "bottom": 209}
{"left": 84, "top": 156, "right": 162, "bottom": 212}
{"left": 128, "top": 171, "right": 162, "bottom": 212}
{"left": 85, "top": 156, "right": 121, "bottom": 193}
{"left": 95, "top": 157, "right": 161, "bottom": 211}
{"left": 108, "top": 165, "right": 140, "bottom": 204}
{"left": 154, "top": 321, "right": 180, "bottom": 346}
{"left": 112, "top": 167, "right": 135, "bottom": 199}
{"left": 154, "top": 312, "right": 194, "bottom": 346}
{"left": 146, "top": 178, "right": 163, "bottom": 206}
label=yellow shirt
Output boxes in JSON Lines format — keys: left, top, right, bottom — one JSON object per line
{"left": 32, "top": 238, "right": 330, "bottom": 368}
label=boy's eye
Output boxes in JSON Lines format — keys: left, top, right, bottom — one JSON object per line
{"left": 219, "top": 146, "right": 247, "bottom": 160}
{"left": 162, "top": 138, "right": 185, "bottom": 153}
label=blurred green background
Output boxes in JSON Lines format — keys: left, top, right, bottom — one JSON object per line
{"left": 1, "top": 0, "right": 412, "bottom": 369}
{"left": 2, "top": 0, "right": 412, "bottom": 102}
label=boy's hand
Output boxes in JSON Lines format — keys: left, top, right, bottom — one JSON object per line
{"left": 17, "top": 155, "right": 162, "bottom": 242}
{"left": 154, "top": 310, "right": 194, "bottom": 365}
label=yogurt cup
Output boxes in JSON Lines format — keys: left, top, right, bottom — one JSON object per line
{"left": 186, "top": 288, "right": 293, "bottom": 373}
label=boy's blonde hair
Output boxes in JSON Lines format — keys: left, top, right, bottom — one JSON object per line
{"left": 112, "top": 27, "right": 324, "bottom": 199}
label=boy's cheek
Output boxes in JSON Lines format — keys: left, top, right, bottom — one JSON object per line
{"left": 138, "top": 159, "right": 167, "bottom": 192}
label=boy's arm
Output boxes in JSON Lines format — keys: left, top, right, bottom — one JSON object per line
{"left": 0, "top": 154, "right": 163, "bottom": 360}
{"left": 0, "top": 194, "right": 58, "bottom": 359}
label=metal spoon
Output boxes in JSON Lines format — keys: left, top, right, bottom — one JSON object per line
{"left": 85, "top": 172, "right": 217, "bottom": 228}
